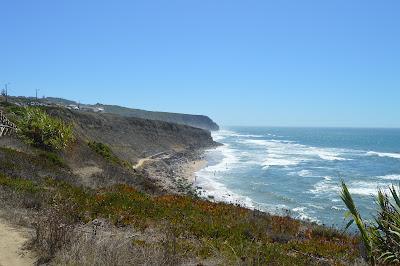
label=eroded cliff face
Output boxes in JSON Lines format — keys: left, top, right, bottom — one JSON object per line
{"left": 92, "top": 104, "right": 220, "bottom": 131}
{"left": 47, "top": 108, "right": 218, "bottom": 162}
{"left": 43, "top": 98, "right": 220, "bottom": 131}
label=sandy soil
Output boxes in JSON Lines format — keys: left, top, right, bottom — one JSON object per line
{"left": 181, "top": 159, "right": 207, "bottom": 184}
{"left": 0, "top": 218, "right": 35, "bottom": 266}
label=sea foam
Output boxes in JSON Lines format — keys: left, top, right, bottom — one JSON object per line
{"left": 367, "top": 151, "right": 400, "bottom": 159}
{"left": 377, "top": 174, "right": 400, "bottom": 180}
{"left": 241, "top": 138, "right": 349, "bottom": 169}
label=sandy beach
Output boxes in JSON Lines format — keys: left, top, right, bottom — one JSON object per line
{"left": 177, "top": 159, "right": 207, "bottom": 184}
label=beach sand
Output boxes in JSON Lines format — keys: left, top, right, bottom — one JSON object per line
{"left": 180, "top": 159, "right": 207, "bottom": 184}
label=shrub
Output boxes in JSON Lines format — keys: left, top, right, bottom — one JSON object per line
{"left": 88, "top": 141, "right": 130, "bottom": 167}
{"left": 17, "top": 107, "right": 74, "bottom": 151}
{"left": 0, "top": 174, "right": 38, "bottom": 193}
{"left": 39, "top": 152, "right": 66, "bottom": 168}
{"left": 341, "top": 181, "right": 400, "bottom": 265}
{"left": 32, "top": 203, "right": 77, "bottom": 263}
{"left": 88, "top": 141, "right": 115, "bottom": 162}
{"left": 2, "top": 104, "right": 26, "bottom": 122}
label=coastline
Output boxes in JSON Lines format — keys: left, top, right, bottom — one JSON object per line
{"left": 138, "top": 147, "right": 212, "bottom": 195}
{"left": 177, "top": 159, "right": 207, "bottom": 184}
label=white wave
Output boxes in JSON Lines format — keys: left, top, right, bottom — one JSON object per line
{"left": 251, "top": 181, "right": 268, "bottom": 186}
{"left": 347, "top": 181, "right": 392, "bottom": 196}
{"left": 292, "top": 206, "right": 320, "bottom": 223}
{"left": 195, "top": 142, "right": 255, "bottom": 208}
{"left": 377, "top": 174, "right": 400, "bottom": 181}
{"left": 241, "top": 138, "right": 349, "bottom": 169}
{"left": 331, "top": 206, "right": 346, "bottom": 211}
{"left": 212, "top": 130, "right": 264, "bottom": 142}
{"left": 211, "top": 130, "right": 235, "bottom": 142}
{"left": 310, "top": 177, "right": 392, "bottom": 197}
{"left": 256, "top": 201, "right": 320, "bottom": 223}
{"left": 262, "top": 156, "right": 302, "bottom": 169}
{"left": 308, "top": 148, "right": 349, "bottom": 161}
{"left": 348, "top": 183, "right": 378, "bottom": 196}
{"left": 292, "top": 206, "right": 306, "bottom": 212}
{"left": 298, "top": 170, "right": 313, "bottom": 177}
{"left": 367, "top": 151, "right": 400, "bottom": 159}
{"left": 309, "top": 178, "right": 340, "bottom": 195}
{"left": 287, "top": 169, "right": 316, "bottom": 177}
{"left": 307, "top": 203, "right": 324, "bottom": 210}
{"left": 229, "top": 133, "right": 264, "bottom": 138}
{"left": 204, "top": 144, "right": 238, "bottom": 173}
{"left": 195, "top": 174, "right": 255, "bottom": 209}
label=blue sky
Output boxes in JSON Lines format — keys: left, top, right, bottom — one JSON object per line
{"left": 1, "top": 1, "right": 399, "bottom": 127}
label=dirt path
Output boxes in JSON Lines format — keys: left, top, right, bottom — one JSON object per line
{"left": 132, "top": 157, "right": 154, "bottom": 170}
{"left": 0, "top": 218, "right": 35, "bottom": 266}
{"left": 132, "top": 152, "right": 170, "bottom": 170}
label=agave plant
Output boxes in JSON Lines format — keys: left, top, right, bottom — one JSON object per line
{"left": 17, "top": 107, "right": 74, "bottom": 151}
{"left": 371, "top": 185, "right": 400, "bottom": 264}
{"left": 340, "top": 181, "right": 374, "bottom": 265}
{"left": 341, "top": 181, "right": 400, "bottom": 265}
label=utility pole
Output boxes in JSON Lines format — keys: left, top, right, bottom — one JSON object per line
{"left": 4, "top": 83, "right": 9, "bottom": 103}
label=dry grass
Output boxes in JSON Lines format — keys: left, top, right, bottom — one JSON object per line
{"left": 52, "top": 222, "right": 186, "bottom": 266}
{"left": 31, "top": 205, "right": 76, "bottom": 263}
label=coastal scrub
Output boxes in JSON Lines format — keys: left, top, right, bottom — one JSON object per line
{"left": 17, "top": 107, "right": 74, "bottom": 151}
{"left": 0, "top": 174, "right": 360, "bottom": 265}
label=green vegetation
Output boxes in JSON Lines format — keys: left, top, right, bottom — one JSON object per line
{"left": 0, "top": 174, "right": 38, "bottom": 193}
{"left": 88, "top": 141, "right": 116, "bottom": 163}
{"left": 17, "top": 107, "right": 74, "bottom": 151}
{"left": 341, "top": 181, "right": 400, "bottom": 265}
{"left": 88, "top": 141, "right": 130, "bottom": 167}
{"left": 0, "top": 174, "right": 360, "bottom": 265}
{"left": 39, "top": 152, "right": 66, "bottom": 168}
{"left": 0, "top": 102, "right": 25, "bottom": 122}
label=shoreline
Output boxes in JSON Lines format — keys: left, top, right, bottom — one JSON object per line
{"left": 178, "top": 159, "right": 207, "bottom": 185}
{"left": 139, "top": 147, "right": 212, "bottom": 195}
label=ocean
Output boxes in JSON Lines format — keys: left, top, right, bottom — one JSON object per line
{"left": 195, "top": 127, "right": 400, "bottom": 227}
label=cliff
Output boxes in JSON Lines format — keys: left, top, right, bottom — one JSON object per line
{"left": 47, "top": 107, "right": 217, "bottom": 162}
{"left": 44, "top": 97, "right": 220, "bottom": 131}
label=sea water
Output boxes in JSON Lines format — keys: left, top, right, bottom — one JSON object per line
{"left": 195, "top": 127, "right": 400, "bottom": 227}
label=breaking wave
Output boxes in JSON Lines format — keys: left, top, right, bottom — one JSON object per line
{"left": 241, "top": 138, "right": 350, "bottom": 169}
{"left": 367, "top": 151, "right": 400, "bottom": 159}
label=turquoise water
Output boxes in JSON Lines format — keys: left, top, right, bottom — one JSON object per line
{"left": 195, "top": 127, "right": 400, "bottom": 227}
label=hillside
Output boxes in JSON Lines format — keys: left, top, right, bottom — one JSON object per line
{"left": 0, "top": 102, "right": 217, "bottom": 193}
{"left": 0, "top": 102, "right": 362, "bottom": 265}
{"left": 46, "top": 107, "right": 216, "bottom": 162}
{"left": 44, "top": 97, "right": 220, "bottom": 131}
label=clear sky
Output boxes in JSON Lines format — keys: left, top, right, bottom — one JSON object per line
{"left": 1, "top": 1, "right": 399, "bottom": 127}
